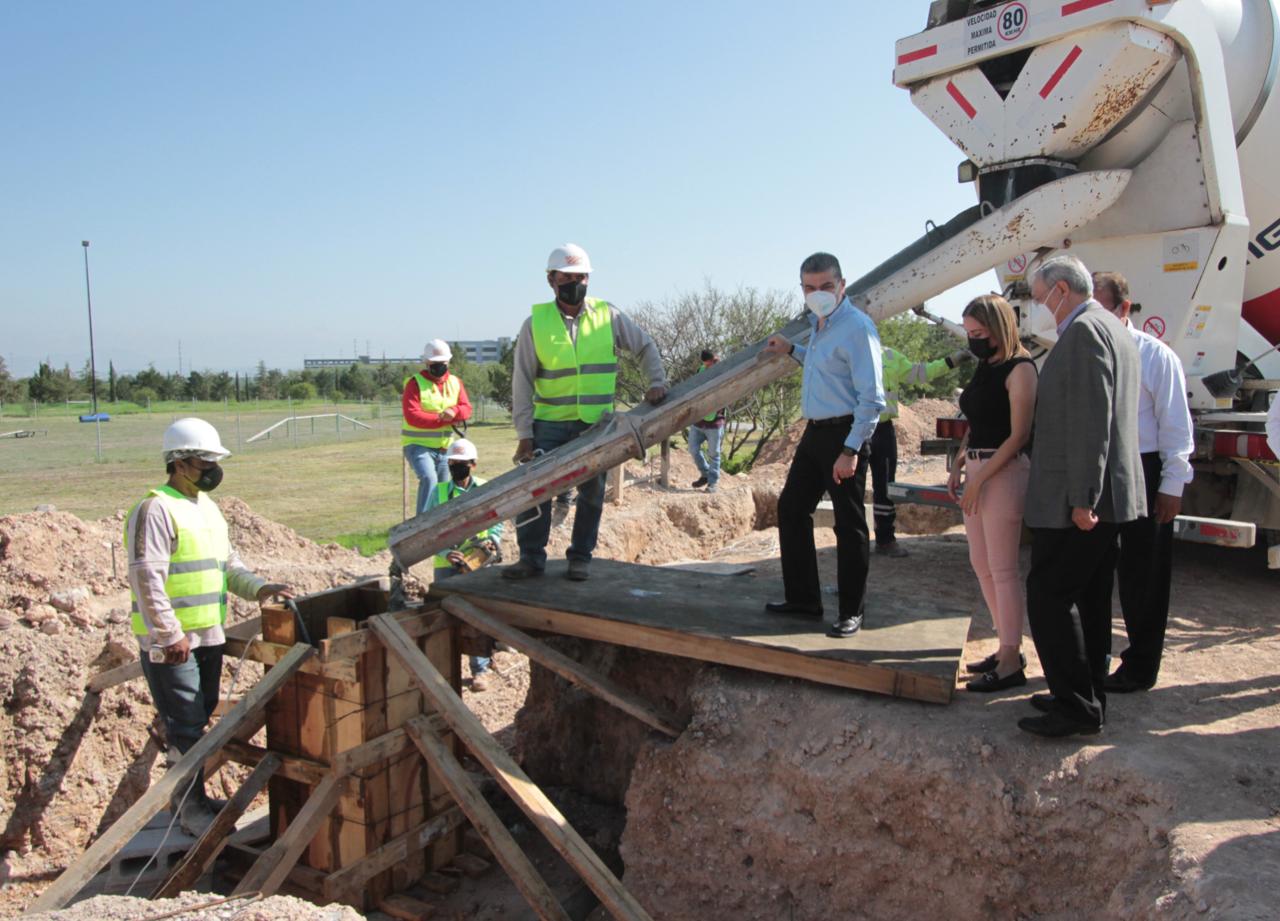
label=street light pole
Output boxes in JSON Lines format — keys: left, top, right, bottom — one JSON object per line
{"left": 82, "top": 240, "right": 102, "bottom": 461}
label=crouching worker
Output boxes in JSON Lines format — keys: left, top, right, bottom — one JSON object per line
{"left": 126, "top": 418, "right": 293, "bottom": 835}
{"left": 428, "top": 438, "right": 504, "bottom": 691}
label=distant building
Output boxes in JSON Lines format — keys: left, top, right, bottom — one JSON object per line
{"left": 304, "top": 337, "right": 511, "bottom": 369}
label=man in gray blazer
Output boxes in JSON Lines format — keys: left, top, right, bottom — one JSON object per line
{"left": 1021, "top": 254, "right": 1146, "bottom": 738}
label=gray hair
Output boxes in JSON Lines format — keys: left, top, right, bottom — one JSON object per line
{"left": 800, "top": 252, "right": 842, "bottom": 280}
{"left": 1034, "top": 254, "right": 1093, "bottom": 297}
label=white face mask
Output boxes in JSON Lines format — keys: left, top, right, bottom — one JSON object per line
{"left": 805, "top": 290, "right": 840, "bottom": 317}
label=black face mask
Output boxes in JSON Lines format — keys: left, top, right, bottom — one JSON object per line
{"left": 193, "top": 464, "right": 224, "bottom": 492}
{"left": 449, "top": 462, "right": 472, "bottom": 484}
{"left": 557, "top": 280, "right": 587, "bottom": 306}
{"left": 427, "top": 362, "right": 448, "bottom": 379}
{"left": 968, "top": 336, "right": 997, "bottom": 360}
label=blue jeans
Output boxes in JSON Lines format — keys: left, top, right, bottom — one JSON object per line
{"left": 434, "top": 565, "right": 490, "bottom": 674}
{"left": 140, "top": 644, "right": 224, "bottom": 807}
{"left": 688, "top": 424, "right": 724, "bottom": 487}
{"left": 516, "top": 419, "right": 605, "bottom": 569}
{"left": 404, "top": 444, "right": 449, "bottom": 516}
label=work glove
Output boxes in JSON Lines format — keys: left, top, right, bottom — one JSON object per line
{"left": 945, "top": 349, "right": 974, "bottom": 368}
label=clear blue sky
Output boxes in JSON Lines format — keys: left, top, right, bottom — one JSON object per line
{"left": 1, "top": 2, "right": 995, "bottom": 378}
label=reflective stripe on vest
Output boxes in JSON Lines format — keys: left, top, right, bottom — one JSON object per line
{"left": 126, "top": 485, "right": 230, "bottom": 636}
{"left": 402, "top": 373, "right": 461, "bottom": 448}
{"left": 432, "top": 476, "right": 489, "bottom": 569}
{"left": 531, "top": 299, "right": 617, "bottom": 423}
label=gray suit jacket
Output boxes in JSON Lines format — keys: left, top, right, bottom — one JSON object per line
{"left": 1025, "top": 301, "right": 1147, "bottom": 528}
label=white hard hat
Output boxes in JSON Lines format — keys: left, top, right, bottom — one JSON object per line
{"left": 162, "top": 417, "right": 231, "bottom": 461}
{"left": 546, "top": 243, "right": 592, "bottom": 274}
{"left": 446, "top": 438, "right": 478, "bottom": 462}
{"left": 422, "top": 339, "right": 453, "bottom": 363}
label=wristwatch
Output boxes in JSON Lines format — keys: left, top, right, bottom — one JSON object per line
{"left": 840, "top": 446, "right": 857, "bottom": 457}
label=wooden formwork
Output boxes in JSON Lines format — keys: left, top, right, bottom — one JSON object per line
{"left": 260, "top": 581, "right": 462, "bottom": 910}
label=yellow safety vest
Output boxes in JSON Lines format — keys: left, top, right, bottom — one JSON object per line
{"left": 126, "top": 485, "right": 230, "bottom": 636}
{"left": 402, "top": 372, "right": 461, "bottom": 448}
{"left": 880, "top": 348, "right": 951, "bottom": 422}
{"left": 531, "top": 298, "right": 617, "bottom": 423}
{"left": 431, "top": 476, "right": 502, "bottom": 570}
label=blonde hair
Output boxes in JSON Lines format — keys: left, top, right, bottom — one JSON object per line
{"left": 962, "top": 294, "right": 1028, "bottom": 362}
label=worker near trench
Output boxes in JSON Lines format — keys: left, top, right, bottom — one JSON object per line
{"left": 1086, "top": 271, "right": 1194, "bottom": 695}
{"left": 762, "top": 252, "right": 886, "bottom": 638}
{"left": 402, "top": 338, "right": 472, "bottom": 516}
{"left": 125, "top": 418, "right": 293, "bottom": 835}
{"left": 428, "top": 437, "right": 503, "bottom": 691}
{"left": 688, "top": 348, "right": 727, "bottom": 494}
{"left": 870, "top": 344, "right": 971, "bottom": 557}
{"left": 1020, "top": 255, "right": 1145, "bottom": 739}
{"left": 506, "top": 243, "right": 667, "bottom": 582}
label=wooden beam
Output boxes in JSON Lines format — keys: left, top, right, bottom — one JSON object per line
{"left": 318, "top": 607, "right": 449, "bottom": 661}
{"left": 221, "top": 840, "right": 328, "bottom": 895}
{"left": 232, "top": 772, "right": 346, "bottom": 897}
{"left": 405, "top": 718, "right": 571, "bottom": 921}
{"left": 85, "top": 616, "right": 264, "bottom": 693}
{"left": 378, "top": 893, "right": 437, "bottom": 921}
{"left": 222, "top": 740, "right": 329, "bottom": 785}
{"left": 441, "top": 597, "right": 682, "bottom": 738}
{"left": 203, "top": 710, "right": 268, "bottom": 780}
{"left": 371, "top": 615, "right": 653, "bottom": 921}
{"left": 321, "top": 807, "right": 465, "bottom": 903}
{"left": 29, "top": 642, "right": 315, "bottom": 913}
{"left": 153, "top": 754, "right": 281, "bottom": 898}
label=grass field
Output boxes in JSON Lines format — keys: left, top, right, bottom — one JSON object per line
{"left": 0, "top": 400, "right": 519, "bottom": 549}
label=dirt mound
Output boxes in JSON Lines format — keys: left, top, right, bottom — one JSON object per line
{"left": 0, "top": 502, "right": 387, "bottom": 915}
{"left": 26, "top": 892, "right": 364, "bottom": 920}
{"left": 752, "top": 398, "right": 958, "bottom": 471}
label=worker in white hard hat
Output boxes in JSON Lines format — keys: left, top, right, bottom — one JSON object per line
{"left": 507, "top": 243, "right": 668, "bottom": 582}
{"left": 402, "top": 338, "right": 472, "bottom": 516}
{"left": 124, "top": 418, "right": 293, "bottom": 835}
{"left": 426, "top": 438, "right": 503, "bottom": 690}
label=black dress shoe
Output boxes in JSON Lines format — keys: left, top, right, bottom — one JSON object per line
{"left": 965, "top": 669, "right": 1027, "bottom": 693}
{"left": 966, "top": 652, "right": 1026, "bottom": 674}
{"left": 1029, "top": 693, "right": 1056, "bottom": 713}
{"left": 691, "top": 476, "right": 709, "bottom": 488}
{"left": 1102, "top": 670, "right": 1155, "bottom": 694}
{"left": 1017, "top": 712, "right": 1101, "bottom": 738}
{"left": 827, "top": 615, "right": 863, "bottom": 638}
{"left": 765, "top": 601, "right": 823, "bottom": 619}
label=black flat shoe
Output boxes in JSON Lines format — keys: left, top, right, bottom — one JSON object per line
{"left": 965, "top": 669, "right": 1027, "bottom": 693}
{"left": 765, "top": 601, "right": 823, "bottom": 619}
{"left": 827, "top": 615, "right": 863, "bottom": 638}
{"left": 966, "top": 652, "right": 1026, "bottom": 674}
{"left": 1017, "top": 712, "right": 1101, "bottom": 739}
{"left": 1029, "top": 693, "right": 1056, "bottom": 713}
{"left": 1102, "top": 670, "right": 1155, "bottom": 694}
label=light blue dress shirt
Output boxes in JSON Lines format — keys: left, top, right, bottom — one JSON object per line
{"left": 790, "top": 299, "right": 886, "bottom": 452}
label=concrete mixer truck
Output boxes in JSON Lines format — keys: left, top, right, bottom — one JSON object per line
{"left": 884, "top": 0, "right": 1280, "bottom": 568}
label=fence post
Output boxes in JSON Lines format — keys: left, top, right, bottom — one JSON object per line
{"left": 236, "top": 414, "right": 242, "bottom": 452}
{"left": 289, "top": 397, "right": 297, "bottom": 448}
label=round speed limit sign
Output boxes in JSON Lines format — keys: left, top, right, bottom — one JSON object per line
{"left": 998, "top": 3, "right": 1028, "bottom": 42}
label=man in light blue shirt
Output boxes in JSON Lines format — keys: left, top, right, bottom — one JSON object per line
{"left": 763, "top": 252, "right": 886, "bottom": 637}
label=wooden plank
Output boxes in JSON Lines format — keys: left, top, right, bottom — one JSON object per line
{"left": 406, "top": 719, "right": 568, "bottom": 919}
{"left": 378, "top": 893, "right": 437, "bottom": 921}
{"left": 153, "top": 754, "right": 281, "bottom": 898}
{"left": 320, "top": 607, "right": 449, "bottom": 661}
{"left": 442, "top": 597, "right": 682, "bottom": 738}
{"left": 29, "top": 643, "right": 315, "bottom": 912}
{"left": 222, "top": 840, "right": 328, "bottom": 894}
{"left": 223, "top": 740, "right": 329, "bottom": 785}
{"left": 432, "top": 560, "right": 968, "bottom": 704}
{"left": 204, "top": 710, "right": 268, "bottom": 780}
{"left": 372, "top": 615, "right": 651, "bottom": 921}
{"left": 452, "top": 852, "right": 492, "bottom": 878}
{"left": 321, "top": 808, "right": 465, "bottom": 903}
{"left": 232, "top": 772, "right": 346, "bottom": 897}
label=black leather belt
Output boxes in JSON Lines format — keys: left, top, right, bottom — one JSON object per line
{"left": 966, "top": 448, "right": 998, "bottom": 459}
{"left": 807, "top": 415, "right": 854, "bottom": 429}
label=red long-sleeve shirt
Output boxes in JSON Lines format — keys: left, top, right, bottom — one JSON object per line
{"left": 402, "top": 373, "right": 472, "bottom": 429}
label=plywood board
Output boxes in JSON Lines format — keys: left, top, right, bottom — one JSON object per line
{"left": 432, "top": 559, "right": 970, "bottom": 704}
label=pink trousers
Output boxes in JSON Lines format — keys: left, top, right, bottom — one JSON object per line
{"left": 962, "top": 454, "right": 1030, "bottom": 648}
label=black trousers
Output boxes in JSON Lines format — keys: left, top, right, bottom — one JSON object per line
{"left": 868, "top": 420, "right": 898, "bottom": 544}
{"left": 1026, "top": 523, "right": 1120, "bottom": 727}
{"left": 1090, "top": 452, "right": 1173, "bottom": 683}
{"left": 777, "top": 423, "right": 871, "bottom": 621}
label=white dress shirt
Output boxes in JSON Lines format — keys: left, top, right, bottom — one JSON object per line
{"left": 1128, "top": 324, "right": 1194, "bottom": 496}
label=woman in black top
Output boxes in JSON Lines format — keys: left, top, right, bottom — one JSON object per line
{"left": 947, "top": 294, "right": 1038, "bottom": 692}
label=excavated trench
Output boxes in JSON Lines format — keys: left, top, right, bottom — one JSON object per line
{"left": 504, "top": 456, "right": 1196, "bottom": 920}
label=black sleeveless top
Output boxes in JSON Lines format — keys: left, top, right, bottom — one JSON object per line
{"left": 958, "top": 356, "right": 1036, "bottom": 450}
